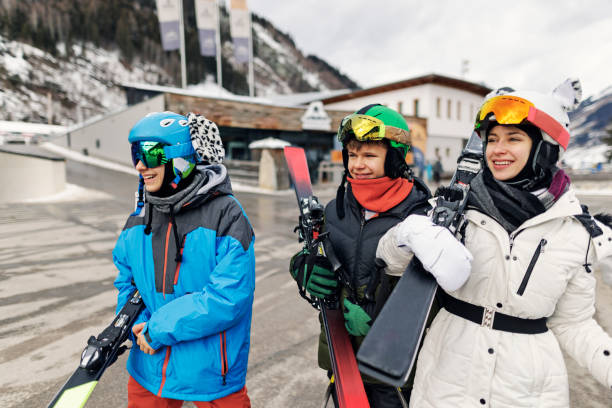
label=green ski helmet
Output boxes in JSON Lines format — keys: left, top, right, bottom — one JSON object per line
{"left": 337, "top": 103, "right": 412, "bottom": 179}
{"left": 335, "top": 104, "right": 413, "bottom": 219}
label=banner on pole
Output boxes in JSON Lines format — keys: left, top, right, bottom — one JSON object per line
{"left": 156, "top": 0, "right": 181, "bottom": 51}
{"left": 229, "top": 0, "right": 250, "bottom": 63}
{"left": 195, "top": 0, "right": 218, "bottom": 57}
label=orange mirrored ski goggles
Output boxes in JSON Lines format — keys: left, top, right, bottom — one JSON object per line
{"left": 475, "top": 95, "right": 570, "bottom": 149}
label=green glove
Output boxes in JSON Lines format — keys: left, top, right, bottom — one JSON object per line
{"left": 290, "top": 248, "right": 337, "bottom": 299}
{"left": 343, "top": 298, "right": 372, "bottom": 337}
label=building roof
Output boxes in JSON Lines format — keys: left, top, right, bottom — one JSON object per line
{"left": 165, "top": 92, "right": 427, "bottom": 133}
{"left": 0, "top": 120, "right": 67, "bottom": 136}
{"left": 122, "top": 82, "right": 302, "bottom": 109}
{"left": 264, "top": 89, "right": 352, "bottom": 106}
{"left": 320, "top": 73, "right": 492, "bottom": 104}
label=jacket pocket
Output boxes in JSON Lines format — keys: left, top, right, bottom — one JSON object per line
{"left": 219, "top": 331, "right": 228, "bottom": 385}
{"left": 517, "top": 238, "right": 547, "bottom": 296}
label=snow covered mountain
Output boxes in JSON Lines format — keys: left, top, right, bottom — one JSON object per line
{"left": 564, "top": 86, "right": 612, "bottom": 169}
{"left": 569, "top": 85, "right": 612, "bottom": 147}
{"left": 0, "top": 1, "right": 357, "bottom": 125}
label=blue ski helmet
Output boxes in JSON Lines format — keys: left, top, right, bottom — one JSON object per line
{"left": 128, "top": 111, "right": 197, "bottom": 181}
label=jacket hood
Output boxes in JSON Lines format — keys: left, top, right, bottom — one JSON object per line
{"left": 146, "top": 164, "right": 232, "bottom": 214}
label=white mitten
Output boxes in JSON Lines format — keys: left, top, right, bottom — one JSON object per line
{"left": 395, "top": 214, "right": 473, "bottom": 291}
{"left": 376, "top": 223, "right": 414, "bottom": 276}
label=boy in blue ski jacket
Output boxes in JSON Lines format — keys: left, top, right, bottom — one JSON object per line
{"left": 113, "top": 112, "right": 255, "bottom": 407}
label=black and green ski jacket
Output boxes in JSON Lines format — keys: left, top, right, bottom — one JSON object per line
{"left": 318, "top": 178, "right": 432, "bottom": 384}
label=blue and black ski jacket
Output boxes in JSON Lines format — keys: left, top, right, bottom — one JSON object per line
{"left": 113, "top": 165, "right": 255, "bottom": 402}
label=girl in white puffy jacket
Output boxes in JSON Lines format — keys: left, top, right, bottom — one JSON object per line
{"left": 378, "top": 79, "right": 612, "bottom": 408}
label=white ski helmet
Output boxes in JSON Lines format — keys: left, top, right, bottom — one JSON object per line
{"left": 475, "top": 78, "right": 582, "bottom": 159}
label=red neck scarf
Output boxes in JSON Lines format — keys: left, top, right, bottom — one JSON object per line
{"left": 347, "top": 176, "right": 413, "bottom": 213}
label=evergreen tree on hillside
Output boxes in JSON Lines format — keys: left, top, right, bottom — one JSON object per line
{"left": 115, "top": 10, "right": 134, "bottom": 62}
{"left": 0, "top": 0, "right": 355, "bottom": 97}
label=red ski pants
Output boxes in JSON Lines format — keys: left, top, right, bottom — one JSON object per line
{"left": 127, "top": 376, "right": 251, "bottom": 408}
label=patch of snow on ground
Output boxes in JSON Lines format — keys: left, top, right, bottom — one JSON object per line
{"left": 21, "top": 183, "right": 113, "bottom": 203}
{"left": 248, "top": 137, "right": 291, "bottom": 149}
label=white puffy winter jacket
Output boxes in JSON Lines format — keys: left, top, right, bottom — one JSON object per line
{"left": 410, "top": 188, "right": 612, "bottom": 408}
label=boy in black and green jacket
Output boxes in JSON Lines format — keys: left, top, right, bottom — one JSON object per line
{"left": 290, "top": 104, "right": 432, "bottom": 407}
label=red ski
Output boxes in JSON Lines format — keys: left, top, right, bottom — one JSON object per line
{"left": 284, "top": 146, "right": 369, "bottom": 408}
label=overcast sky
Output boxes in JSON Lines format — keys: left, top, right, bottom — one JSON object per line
{"left": 244, "top": 0, "right": 612, "bottom": 99}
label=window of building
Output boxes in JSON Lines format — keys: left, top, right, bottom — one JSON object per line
{"left": 413, "top": 99, "right": 419, "bottom": 117}
{"left": 457, "top": 101, "right": 461, "bottom": 120}
{"left": 436, "top": 98, "right": 441, "bottom": 118}
{"left": 447, "top": 99, "right": 452, "bottom": 119}
{"left": 397, "top": 101, "right": 403, "bottom": 114}
{"left": 95, "top": 139, "right": 100, "bottom": 149}
{"left": 446, "top": 147, "right": 451, "bottom": 157}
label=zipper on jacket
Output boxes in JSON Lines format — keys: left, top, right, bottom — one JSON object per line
{"left": 162, "top": 222, "right": 173, "bottom": 298}
{"left": 350, "top": 217, "right": 366, "bottom": 300}
{"left": 173, "top": 235, "right": 186, "bottom": 285}
{"left": 516, "top": 238, "right": 547, "bottom": 296}
{"left": 350, "top": 213, "right": 404, "bottom": 301}
{"left": 219, "top": 331, "right": 228, "bottom": 385}
{"left": 156, "top": 346, "right": 172, "bottom": 396}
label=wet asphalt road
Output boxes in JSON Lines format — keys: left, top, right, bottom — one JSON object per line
{"left": 0, "top": 161, "right": 611, "bottom": 407}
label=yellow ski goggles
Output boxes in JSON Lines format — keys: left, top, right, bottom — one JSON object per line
{"left": 337, "top": 114, "right": 411, "bottom": 146}
{"left": 475, "top": 95, "right": 570, "bottom": 149}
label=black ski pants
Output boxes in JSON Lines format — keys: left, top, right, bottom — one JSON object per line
{"left": 364, "top": 382, "right": 411, "bottom": 408}
{"left": 328, "top": 377, "right": 411, "bottom": 408}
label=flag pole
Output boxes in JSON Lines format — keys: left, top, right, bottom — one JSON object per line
{"left": 247, "top": 11, "right": 254, "bottom": 97}
{"left": 179, "top": 0, "right": 187, "bottom": 88}
{"left": 215, "top": 0, "right": 222, "bottom": 88}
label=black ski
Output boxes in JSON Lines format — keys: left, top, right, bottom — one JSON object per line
{"left": 284, "top": 146, "right": 370, "bottom": 408}
{"left": 357, "top": 132, "right": 483, "bottom": 387}
{"left": 47, "top": 289, "right": 145, "bottom": 408}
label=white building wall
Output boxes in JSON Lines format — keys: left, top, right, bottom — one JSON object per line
{"left": 324, "top": 86, "right": 430, "bottom": 117}
{"left": 55, "top": 94, "right": 165, "bottom": 166}
{"left": 325, "top": 83, "right": 487, "bottom": 173}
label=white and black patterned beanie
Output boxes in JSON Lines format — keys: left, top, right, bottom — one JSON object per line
{"left": 187, "top": 113, "right": 225, "bottom": 165}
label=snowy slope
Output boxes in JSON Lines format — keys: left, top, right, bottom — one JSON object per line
{"left": 0, "top": 35, "right": 171, "bottom": 125}
{"left": 0, "top": 7, "right": 357, "bottom": 126}
{"left": 564, "top": 85, "right": 612, "bottom": 169}
{"left": 569, "top": 85, "right": 612, "bottom": 147}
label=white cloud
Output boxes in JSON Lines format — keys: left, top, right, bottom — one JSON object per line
{"left": 245, "top": 0, "right": 612, "bottom": 98}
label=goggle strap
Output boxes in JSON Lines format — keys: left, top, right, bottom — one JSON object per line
{"left": 171, "top": 174, "right": 181, "bottom": 189}
{"left": 356, "top": 103, "right": 383, "bottom": 114}
{"left": 164, "top": 142, "right": 195, "bottom": 159}
{"left": 385, "top": 126, "right": 411, "bottom": 146}
{"left": 527, "top": 107, "right": 569, "bottom": 150}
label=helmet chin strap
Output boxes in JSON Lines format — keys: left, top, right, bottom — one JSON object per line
{"left": 384, "top": 146, "right": 413, "bottom": 179}
{"left": 503, "top": 140, "right": 559, "bottom": 191}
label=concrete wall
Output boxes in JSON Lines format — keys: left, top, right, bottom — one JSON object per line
{"left": 0, "top": 150, "right": 65, "bottom": 202}
{"left": 53, "top": 94, "right": 165, "bottom": 166}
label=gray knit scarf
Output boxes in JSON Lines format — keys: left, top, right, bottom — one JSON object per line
{"left": 145, "top": 164, "right": 228, "bottom": 214}
{"left": 468, "top": 168, "right": 570, "bottom": 233}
